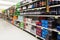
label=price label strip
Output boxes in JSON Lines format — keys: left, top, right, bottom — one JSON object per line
{"left": 58, "top": 32, "right": 60, "bottom": 35}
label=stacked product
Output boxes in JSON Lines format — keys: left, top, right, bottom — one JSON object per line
{"left": 17, "top": 16, "right": 24, "bottom": 22}
{"left": 24, "top": 18, "right": 32, "bottom": 32}
{"left": 57, "top": 7, "right": 60, "bottom": 15}
{"left": 28, "top": 4, "right": 33, "bottom": 9}
{"left": 56, "top": 18, "right": 60, "bottom": 40}
{"left": 17, "top": 15, "right": 24, "bottom": 28}
{"left": 23, "top": 6, "right": 27, "bottom": 10}
{"left": 31, "top": 0, "right": 46, "bottom": 8}
{"left": 46, "top": 17, "right": 57, "bottom": 40}
{"left": 39, "top": 0, "right": 46, "bottom": 7}
{"left": 32, "top": 4, "right": 35, "bottom": 8}
{"left": 14, "top": 9, "right": 20, "bottom": 16}
{"left": 41, "top": 20, "right": 48, "bottom": 39}
{"left": 36, "top": 20, "right": 42, "bottom": 36}
{"left": 18, "top": 16, "right": 24, "bottom": 29}
{"left": 11, "top": 16, "right": 17, "bottom": 24}
{"left": 48, "top": 17, "right": 56, "bottom": 28}
{"left": 49, "top": 0, "right": 60, "bottom": 5}
{"left": 48, "top": 18, "right": 55, "bottom": 40}
{"left": 57, "top": 33, "right": 60, "bottom": 40}
{"left": 7, "top": 6, "right": 16, "bottom": 24}
{"left": 27, "top": 18, "right": 32, "bottom": 32}
{"left": 49, "top": 0, "right": 60, "bottom": 15}
{"left": 24, "top": 18, "right": 27, "bottom": 29}
{"left": 49, "top": 7, "right": 57, "bottom": 15}
{"left": 20, "top": 7, "right": 23, "bottom": 12}
{"left": 50, "top": 7, "right": 60, "bottom": 15}
{"left": 16, "top": 16, "right": 24, "bottom": 28}
{"left": 20, "top": 0, "right": 47, "bottom": 10}
{"left": 30, "top": 25, "right": 36, "bottom": 35}
{"left": 57, "top": 26, "right": 60, "bottom": 40}
{"left": 19, "top": 22, "right": 24, "bottom": 29}
{"left": 30, "top": 20, "right": 36, "bottom": 35}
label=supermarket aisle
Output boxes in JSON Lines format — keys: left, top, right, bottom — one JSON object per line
{"left": 0, "top": 19, "right": 38, "bottom": 40}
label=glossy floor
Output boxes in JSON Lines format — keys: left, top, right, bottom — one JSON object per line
{"left": 0, "top": 19, "right": 39, "bottom": 40}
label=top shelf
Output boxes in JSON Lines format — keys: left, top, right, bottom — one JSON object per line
{"left": 20, "top": 0, "right": 60, "bottom": 8}
{"left": 20, "top": 4, "right": 60, "bottom": 12}
{"left": 20, "top": 0, "right": 39, "bottom": 7}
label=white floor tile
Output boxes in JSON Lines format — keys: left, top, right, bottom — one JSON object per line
{"left": 0, "top": 19, "right": 39, "bottom": 40}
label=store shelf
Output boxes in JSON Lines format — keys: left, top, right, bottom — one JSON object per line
{"left": 24, "top": 29, "right": 45, "bottom": 40}
{"left": 23, "top": 15, "right": 56, "bottom": 17}
{"left": 26, "top": 22, "right": 60, "bottom": 33}
{"left": 20, "top": 0, "right": 60, "bottom": 8}
{"left": 3, "top": 18, "right": 44, "bottom": 40}
{"left": 20, "top": 0, "right": 39, "bottom": 7}
{"left": 20, "top": 4, "right": 60, "bottom": 12}
{"left": 18, "top": 20, "right": 60, "bottom": 33}
{"left": 20, "top": 7, "right": 45, "bottom": 12}
{"left": 23, "top": 23, "right": 45, "bottom": 40}
{"left": 2, "top": 0, "right": 60, "bottom": 40}
{"left": 50, "top": 4, "right": 60, "bottom": 8}
{"left": 22, "top": 15, "right": 60, "bottom": 18}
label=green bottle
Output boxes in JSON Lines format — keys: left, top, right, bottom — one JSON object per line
{"left": 14, "top": 9, "right": 20, "bottom": 16}
{"left": 19, "top": 22, "right": 24, "bottom": 29}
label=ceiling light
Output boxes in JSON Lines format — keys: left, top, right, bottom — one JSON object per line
{"left": 0, "top": 6, "right": 11, "bottom": 9}
{"left": 0, "top": 0, "right": 16, "bottom": 5}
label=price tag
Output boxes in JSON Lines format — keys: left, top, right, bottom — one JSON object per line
{"left": 58, "top": 32, "right": 60, "bottom": 35}
{"left": 55, "top": 16, "right": 58, "bottom": 19}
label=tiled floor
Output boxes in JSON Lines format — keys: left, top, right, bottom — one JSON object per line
{"left": 0, "top": 19, "right": 39, "bottom": 40}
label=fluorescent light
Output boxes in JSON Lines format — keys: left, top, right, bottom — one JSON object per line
{"left": 0, "top": 0, "right": 23, "bottom": 12}
{"left": 0, "top": 6, "right": 11, "bottom": 9}
{"left": 0, "top": 0, "right": 16, "bottom": 5}
{"left": 0, "top": 0, "right": 17, "bottom": 10}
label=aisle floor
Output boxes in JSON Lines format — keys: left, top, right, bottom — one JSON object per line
{"left": 0, "top": 19, "right": 39, "bottom": 40}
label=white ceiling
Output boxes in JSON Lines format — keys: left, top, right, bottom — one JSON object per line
{"left": 0, "top": 0, "right": 22, "bottom": 12}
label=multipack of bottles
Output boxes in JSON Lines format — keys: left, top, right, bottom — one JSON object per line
{"left": 23, "top": 17, "right": 60, "bottom": 40}
{"left": 49, "top": 0, "right": 60, "bottom": 6}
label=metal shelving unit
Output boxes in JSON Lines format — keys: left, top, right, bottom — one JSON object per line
{"left": 19, "top": 4, "right": 60, "bottom": 13}
{"left": 20, "top": 0, "right": 39, "bottom": 7}
{"left": 19, "top": 0, "right": 60, "bottom": 40}
{"left": 2, "top": 0, "right": 60, "bottom": 40}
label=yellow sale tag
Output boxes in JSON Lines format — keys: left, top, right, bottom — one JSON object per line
{"left": 55, "top": 16, "right": 58, "bottom": 19}
{"left": 58, "top": 32, "right": 60, "bottom": 34}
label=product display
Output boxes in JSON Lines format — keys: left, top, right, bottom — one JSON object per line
{"left": 19, "top": 22, "right": 24, "bottom": 28}
{"left": 36, "top": 27, "right": 42, "bottom": 36}
{"left": 1, "top": 0, "right": 60, "bottom": 40}
{"left": 30, "top": 25, "right": 36, "bottom": 35}
{"left": 57, "top": 33, "right": 60, "bottom": 40}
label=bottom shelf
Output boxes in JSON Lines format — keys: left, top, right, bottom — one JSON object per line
{"left": 23, "top": 29, "right": 44, "bottom": 40}
{"left": 3, "top": 18, "right": 59, "bottom": 40}
{"left": 15, "top": 25, "right": 44, "bottom": 40}
{"left": 3, "top": 19, "right": 44, "bottom": 40}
